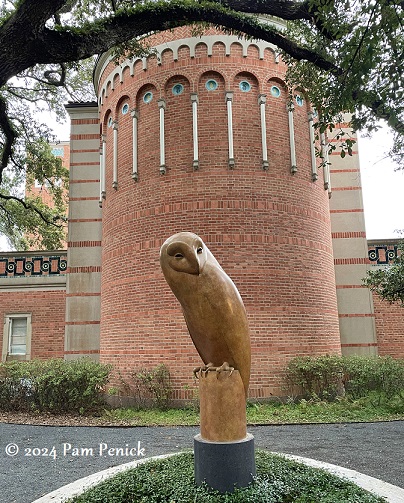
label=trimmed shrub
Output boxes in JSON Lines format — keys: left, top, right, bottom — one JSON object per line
{"left": 285, "top": 355, "right": 344, "bottom": 400}
{"left": 285, "top": 355, "right": 404, "bottom": 402}
{"left": 343, "top": 355, "right": 404, "bottom": 400}
{"left": 0, "top": 358, "right": 111, "bottom": 414}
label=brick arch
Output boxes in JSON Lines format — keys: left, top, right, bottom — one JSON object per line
{"left": 164, "top": 75, "right": 193, "bottom": 173}
{"left": 246, "top": 43, "right": 260, "bottom": 59}
{"left": 115, "top": 95, "right": 131, "bottom": 115}
{"left": 135, "top": 83, "right": 159, "bottom": 181}
{"left": 265, "top": 76, "right": 288, "bottom": 94}
{"left": 194, "top": 41, "right": 208, "bottom": 59}
{"left": 232, "top": 70, "right": 261, "bottom": 92}
{"left": 230, "top": 41, "right": 244, "bottom": 58}
{"left": 197, "top": 71, "right": 227, "bottom": 171}
{"left": 160, "top": 47, "right": 174, "bottom": 66}
{"left": 115, "top": 95, "right": 132, "bottom": 183}
{"left": 134, "top": 80, "right": 161, "bottom": 102}
{"left": 164, "top": 74, "right": 191, "bottom": 93}
{"left": 211, "top": 40, "right": 226, "bottom": 57}
{"left": 232, "top": 72, "right": 261, "bottom": 170}
{"left": 160, "top": 70, "right": 195, "bottom": 91}
{"left": 101, "top": 108, "right": 113, "bottom": 130}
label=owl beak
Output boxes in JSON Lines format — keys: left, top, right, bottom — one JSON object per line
{"left": 192, "top": 260, "right": 201, "bottom": 275}
{"left": 192, "top": 252, "right": 202, "bottom": 275}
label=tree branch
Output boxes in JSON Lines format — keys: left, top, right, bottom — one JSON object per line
{"left": 0, "top": 191, "right": 63, "bottom": 227}
{"left": 39, "top": 2, "right": 340, "bottom": 73}
{"left": 0, "top": 96, "right": 17, "bottom": 180}
{"left": 223, "top": 0, "right": 340, "bottom": 39}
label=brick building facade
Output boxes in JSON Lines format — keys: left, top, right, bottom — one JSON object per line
{"left": 0, "top": 26, "right": 403, "bottom": 399}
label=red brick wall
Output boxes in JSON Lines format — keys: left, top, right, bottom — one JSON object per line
{"left": 98, "top": 27, "right": 341, "bottom": 399}
{"left": 367, "top": 241, "right": 404, "bottom": 358}
{"left": 0, "top": 290, "right": 65, "bottom": 359}
{"left": 372, "top": 294, "right": 404, "bottom": 358}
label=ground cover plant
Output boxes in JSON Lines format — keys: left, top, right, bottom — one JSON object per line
{"left": 68, "top": 451, "right": 385, "bottom": 503}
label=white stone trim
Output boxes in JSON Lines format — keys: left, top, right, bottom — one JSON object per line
{"left": 321, "top": 131, "right": 331, "bottom": 194}
{"left": 131, "top": 109, "right": 139, "bottom": 181}
{"left": 191, "top": 93, "right": 199, "bottom": 170}
{"left": 112, "top": 122, "right": 118, "bottom": 189}
{"left": 158, "top": 98, "right": 166, "bottom": 174}
{"left": 95, "top": 35, "right": 278, "bottom": 103}
{"left": 101, "top": 135, "right": 106, "bottom": 199}
{"left": 308, "top": 111, "right": 318, "bottom": 181}
{"left": 225, "top": 91, "right": 235, "bottom": 169}
{"left": 259, "top": 94, "right": 268, "bottom": 170}
{"left": 287, "top": 102, "right": 297, "bottom": 174}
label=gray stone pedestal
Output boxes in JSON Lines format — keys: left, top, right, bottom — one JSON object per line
{"left": 194, "top": 433, "right": 256, "bottom": 493}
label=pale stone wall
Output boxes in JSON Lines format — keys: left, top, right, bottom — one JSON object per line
{"left": 329, "top": 124, "right": 377, "bottom": 355}
{"left": 64, "top": 104, "right": 102, "bottom": 360}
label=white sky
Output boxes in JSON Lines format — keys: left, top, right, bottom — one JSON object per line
{"left": 358, "top": 127, "right": 404, "bottom": 240}
{"left": 0, "top": 118, "right": 402, "bottom": 251}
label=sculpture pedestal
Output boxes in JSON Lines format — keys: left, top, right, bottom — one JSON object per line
{"left": 194, "top": 433, "right": 256, "bottom": 493}
{"left": 194, "top": 370, "right": 255, "bottom": 493}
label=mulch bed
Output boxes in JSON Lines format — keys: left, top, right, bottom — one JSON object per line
{"left": 0, "top": 412, "right": 132, "bottom": 427}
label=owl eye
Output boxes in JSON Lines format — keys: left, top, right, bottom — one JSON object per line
{"left": 197, "top": 247, "right": 203, "bottom": 254}
{"left": 175, "top": 253, "right": 184, "bottom": 259}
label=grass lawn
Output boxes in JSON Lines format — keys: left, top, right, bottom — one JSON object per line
{"left": 102, "top": 394, "right": 404, "bottom": 426}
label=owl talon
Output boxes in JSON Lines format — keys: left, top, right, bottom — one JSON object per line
{"left": 193, "top": 363, "right": 214, "bottom": 379}
{"left": 215, "top": 362, "right": 234, "bottom": 378}
{"left": 194, "top": 362, "right": 235, "bottom": 380}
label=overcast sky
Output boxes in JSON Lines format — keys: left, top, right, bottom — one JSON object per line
{"left": 0, "top": 119, "right": 402, "bottom": 251}
{"left": 358, "top": 127, "right": 403, "bottom": 240}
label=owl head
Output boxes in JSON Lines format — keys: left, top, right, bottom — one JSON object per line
{"left": 160, "top": 232, "right": 208, "bottom": 276}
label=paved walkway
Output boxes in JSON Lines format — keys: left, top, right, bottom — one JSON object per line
{"left": 0, "top": 421, "right": 403, "bottom": 503}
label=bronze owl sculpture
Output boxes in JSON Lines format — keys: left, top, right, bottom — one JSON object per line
{"left": 160, "top": 232, "right": 251, "bottom": 396}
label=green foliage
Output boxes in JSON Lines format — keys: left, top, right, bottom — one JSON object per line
{"left": 1, "top": 138, "right": 69, "bottom": 250}
{"left": 285, "top": 355, "right": 404, "bottom": 405}
{"left": 0, "top": 358, "right": 111, "bottom": 414}
{"left": 103, "top": 392, "right": 404, "bottom": 426}
{"left": 363, "top": 240, "right": 404, "bottom": 306}
{"left": 0, "top": 56, "right": 95, "bottom": 249}
{"left": 285, "top": 354, "right": 345, "bottom": 400}
{"left": 103, "top": 406, "right": 200, "bottom": 425}
{"left": 68, "top": 451, "right": 385, "bottom": 503}
{"left": 135, "top": 364, "right": 172, "bottom": 410}
{"left": 343, "top": 356, "right": 404, "bottom": 401}
{"left": 284, "top": 0, "right": 404, "bottom": 167}
{"left": 121, "top": 363, "right": 173, "bottom": 410}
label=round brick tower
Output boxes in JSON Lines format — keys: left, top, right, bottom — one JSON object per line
{"left": 95, "top": 25, "right": 341, "bottom": 399}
